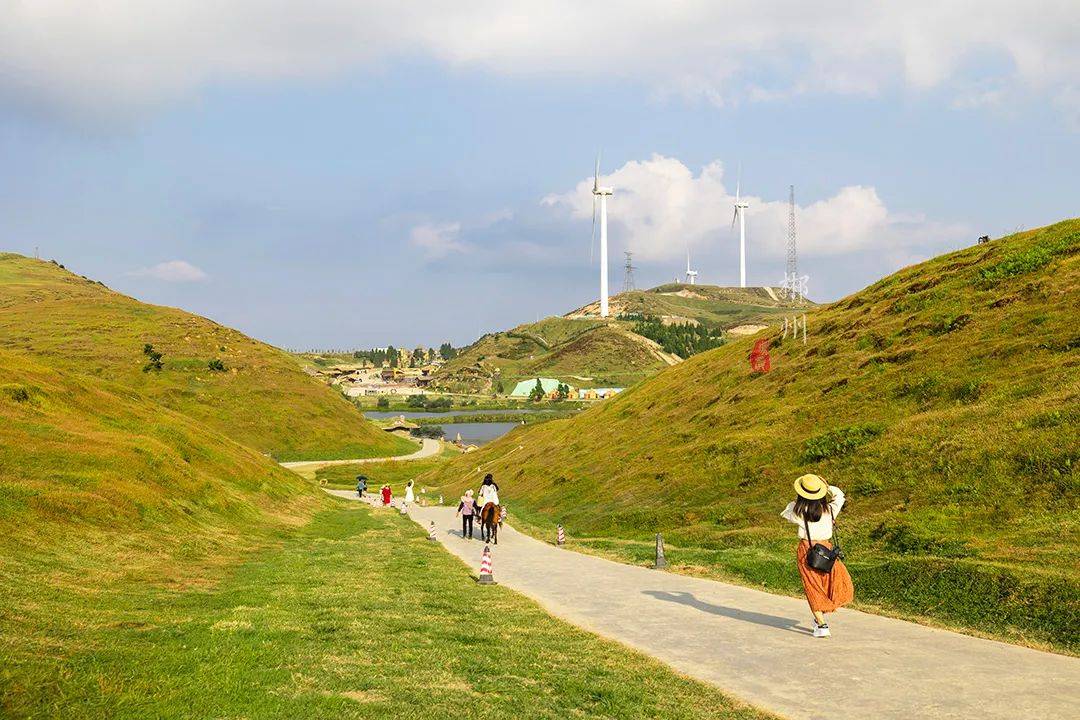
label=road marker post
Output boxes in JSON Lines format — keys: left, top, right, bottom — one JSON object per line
{"left": 654, "top": 533, "right": 667, "bottom": 569}
{"left": 478, "top": 545, "right": 495, "bottom": 585}
{"left": 557, "top": 524, "right": 565, "bottom": 546}
{"left": 399, "top": 503, "right": 408, "bottom": 515}
{"left": 428, "top": 521, "right": 437, "bottom": 541}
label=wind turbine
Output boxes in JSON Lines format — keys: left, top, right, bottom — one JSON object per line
{"left": 731, "top": 167, "right": 749, "bottom": 288}
{"left": 685, "top": 248, "right": 698, "bottom": 285}
{"left": 591, "top": 153, "right": 614, "bottom": 317}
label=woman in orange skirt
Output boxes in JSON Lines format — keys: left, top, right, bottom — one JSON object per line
{"left": 781, "top": 474, "right": 854, "bottom": 637}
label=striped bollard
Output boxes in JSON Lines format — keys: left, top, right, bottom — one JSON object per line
{"left": 654, "top": 533, "right": 667, "bottom": 570}
{"left": 439, "top": 494, "right": 444, "bottom": 505}
{"left": 477, "top": 545, "right": 495, "bottom": 585}
{"left": 556, "top": 524, "right": 565, "bottom": 546}
{"left": 427, "top": 521, "right": 437, "bottom": 542}
{"left": 399, "top": 503, "right": 408, "bottom": 515}
{"left": 499, "top": 506, "right": 507, "bottom": 526}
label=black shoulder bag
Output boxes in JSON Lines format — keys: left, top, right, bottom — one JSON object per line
{"left": 804, "top": 507, "right": 844, "bottom": 574}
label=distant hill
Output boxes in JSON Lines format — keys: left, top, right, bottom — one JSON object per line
{"left": 433, "top": 284, "right": 800, "bottom": 393}
{"left": 423, "top": 220, "right": 1080, "bottom": 651}
{"left": 0, "top": 254, "right": 413, "bottom": 461}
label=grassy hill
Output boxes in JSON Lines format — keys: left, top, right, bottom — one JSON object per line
{"left": 0, "top": 254, "right": 413, "bottom": 461}
{"left": 422, "top": 220, "right": 1080, "bottom": 652}
{"left": 434, "top": 285, "right": 798, "bottom": 393}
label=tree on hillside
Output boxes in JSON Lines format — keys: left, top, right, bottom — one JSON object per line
{"left": 529, "top": 379, "right": 545, "bottom": 402}
{"left": 411, "top": 347, "right": 425, "bottom": 368}
{"left": 556, "top": 383, "right": 570, "bottom": 400}
{"left": 142, "top": 344, "right": 164, "bottom": 372}
{"left": 439, "top": 342, "right": 457, "bottom": 360}
{"left": 376, "top": 397, "right": 390, "bottom": 409}
{"left": 386, "top": 345, "right": 398, "bottom": 367}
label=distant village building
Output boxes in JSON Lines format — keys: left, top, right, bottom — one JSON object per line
{"left": 577, "top": 387, "right": 624, "bottom": 401}
{"left": 509, "top": 377, "right": 572, "bottom": 399}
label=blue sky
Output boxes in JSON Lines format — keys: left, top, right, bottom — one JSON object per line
{"left": 2, "top": 2, "right": 1078, "bottom": 349}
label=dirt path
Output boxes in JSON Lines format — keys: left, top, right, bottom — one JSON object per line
{"left": 327, "top": 492, "right": 1080, "bottom": 720}
{"left": 280, "top": 438, "right": 442, "bottom": 476}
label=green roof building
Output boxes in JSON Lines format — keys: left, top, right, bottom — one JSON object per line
{"left": 509, "top": 377, "right": 563, "bottom": 398}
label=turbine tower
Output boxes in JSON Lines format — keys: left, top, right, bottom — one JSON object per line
{"left": 591, "top": 153, "right": 614, "bottom": 317}
{"left": 685, "top": 248, "right": 698, "bottom": 285}
{"left": 731, "top": 167, "right": 749, "bottom": 288}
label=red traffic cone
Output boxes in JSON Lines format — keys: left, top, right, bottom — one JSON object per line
{"left": 478, "top": 545, "right": 495, "bottom": 585}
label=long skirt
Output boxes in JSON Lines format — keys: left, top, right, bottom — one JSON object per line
{"left": 796, "top": 540, "right": 854, "bottom": 613}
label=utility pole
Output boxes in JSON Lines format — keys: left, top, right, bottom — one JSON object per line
{"left": 622, "top": 251, "right": 636, "bottom": 293}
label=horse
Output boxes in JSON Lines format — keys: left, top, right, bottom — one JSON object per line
{"left": 479, "top": 502, "right": 500, "bottom": 545}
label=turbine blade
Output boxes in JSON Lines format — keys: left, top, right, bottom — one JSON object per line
{"left": 732, "top": 207, "right": 738, "bottom": 228}
{"left": 594, "top": 152, "right": 601, "bottom": 192}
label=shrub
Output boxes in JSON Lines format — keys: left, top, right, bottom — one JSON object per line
{"left": 207, "top": 359, "right": 226, "bottom": 372}
{"left": 802, "top": 424, "right": 884, "bottom": 462}
{"left": 894, "top": 375, "right": 940, "bottom": 404}
{"left": 929, "top": 313, "right": 972, "bottom": 335}
{"left": 376, "top": 397, "right": 390, "bottom": 409}
{"left": 142, "top": 344, "right": 163, "bottom": 372}
{"left": 949, "top": 379, "right": 983, "bottom": 403}
{"left": 410, "top": 425, "right": 445, "bottom": 439}
{"left": 977, "top": 232, "right": 1078, "bottom": 286}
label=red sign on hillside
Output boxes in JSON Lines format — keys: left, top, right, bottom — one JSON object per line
{"left": 749, "top": 339, "right": 771, "bottom": 373}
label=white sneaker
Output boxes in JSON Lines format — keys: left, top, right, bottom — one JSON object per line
{"left": 813, "top": 622, "right": 831, "bottom": 638}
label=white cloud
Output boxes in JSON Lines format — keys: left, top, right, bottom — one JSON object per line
{"left": 542, "top": 155, "right": 967, "bottom": 262}
{"left": 3, "top": 2, "right": 1079, "bottom": 120}
{"left": 129, "top": 259, "right": 208, "bottom": 282}
{"left": 409, "top": 221, "right": 470, "bottom": 259}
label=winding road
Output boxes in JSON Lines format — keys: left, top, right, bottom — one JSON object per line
{"left": 279, "top": 437, "right": 442, "bottom": 476}
{"left": 326, "top": 489, "right": 1080, "bottom": 720}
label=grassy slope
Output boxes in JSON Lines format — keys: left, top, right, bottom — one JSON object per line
{"left": 0, "top": 254, "right": 413, "bottom": 461}
{"left": 423, "top": 220, "right": 1080, "bottom": 652}
{"left": 2, "top": 502, "right": 774, "bottom": 720}
{"left": 435, "top": 287, "right": 797, "bottom": 393}
{"left": 434, "top": 317, "right": 668, "bottom": 392}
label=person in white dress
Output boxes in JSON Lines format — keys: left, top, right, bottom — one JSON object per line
{"left": 477, "top": 474, "right": 499, "bottom": 507}
{"left": 404, "top": 480, "right": 415, "bottom": 504}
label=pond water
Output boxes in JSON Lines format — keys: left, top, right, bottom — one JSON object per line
{"left": 439, "top": 421, "right": 521, "bottom": 445}
{"left": 363, "top": 409, "right": 532, "bottom": 420}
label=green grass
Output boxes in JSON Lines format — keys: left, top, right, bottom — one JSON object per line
{"left": 0, "top": 503, "right": 772, "bottom": 720}
{"left": 0, "top": 254, "right": 413, "bottom": 462}
{"left": 421, "top": 220, "right": 1080, "bottom": 653}
{"left": 433, "top": 285, "right": 799, "bottom": 394}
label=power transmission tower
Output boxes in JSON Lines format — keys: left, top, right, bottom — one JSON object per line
{"left": 786, "top": 185, "right": 797, "bottom": 293}
{"left": 622, "top": 251, "right": 636, "bottom": 293}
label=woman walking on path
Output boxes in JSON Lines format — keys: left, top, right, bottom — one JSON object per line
{"left": 781, "top": 474, "right": 854, "bottom": 638}
{"left": 404, "top": 480, "right": 415, "bottom": 505}
{"left": 381, "top": 484, "right": 392, "bottom": 506}
{"left": 457, "top": 489, "right": 476, "bottom": 539}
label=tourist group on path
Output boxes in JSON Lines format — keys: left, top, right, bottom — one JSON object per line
{"left": 355, "top": 466, "right": 852, "bottom": 639}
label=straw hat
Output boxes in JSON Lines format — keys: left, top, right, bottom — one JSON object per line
{"left": 794, "top": 474, "right": 828, "bottom": 500}
{"left": 465, "top": 489, "right": 474, "bottom": 497}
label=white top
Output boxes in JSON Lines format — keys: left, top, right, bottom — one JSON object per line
{"left": 404, "top": 485, "right": 415, "bottom": 502}
{"left": 478, "top": 484, "right": 499, "bottom": 506}
{"left": 781, "top": 486, "right": 845, "bottom": 541}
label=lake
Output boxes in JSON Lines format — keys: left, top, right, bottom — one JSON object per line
{"left": 363, "top": 409, "right": 531, "bottom": 420}
{"left": 439, "top": 421, "right": 521, "bottom": 446}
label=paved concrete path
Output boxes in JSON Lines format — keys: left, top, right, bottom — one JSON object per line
{"left": 280, "top": 438, "right": 442, "bottom": 474}
{"left": 326, "top": 490, "right": 1080, "bottom": 720}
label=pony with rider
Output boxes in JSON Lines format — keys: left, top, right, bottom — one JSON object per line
{"left": 457, "top": 473, "right": 502, "bottom": 544}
